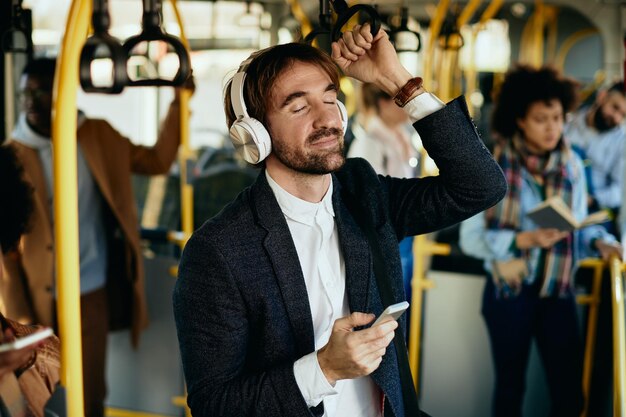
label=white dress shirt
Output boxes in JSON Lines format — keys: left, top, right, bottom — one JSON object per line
{"left": 267, "top": 92, "right": 445, "bottom": 416}
{"left": 266, "top": 172, "right": 382, "bottom": 417}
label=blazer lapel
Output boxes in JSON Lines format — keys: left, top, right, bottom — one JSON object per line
{"left": 13, "top": 144, "right": 53, "bottom": 232}
{"left": 77, "top": 124, "right": 116, "bottom": 210}
{"left": 250, "top": 173, "right": 315, "bottom": 356}
{"left": 332, "top": 176, "right": 371, "bottom": 314}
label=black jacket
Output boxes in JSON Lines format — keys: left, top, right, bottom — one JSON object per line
{"left": 173, "top": 97, "right": 507, "bottom": 417}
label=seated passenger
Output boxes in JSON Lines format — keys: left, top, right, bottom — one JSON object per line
{"left": 459, "top": 65, "right": 622, "bottom": 417}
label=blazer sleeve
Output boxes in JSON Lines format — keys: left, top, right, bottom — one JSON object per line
{"left": 173, "top": 232, "right": 315, "bottom": 417}
{"left": 382, "top": 96, "right": 507, "bottom": 238}
{"left": 128, "top": 100, "right": 182, "bottom": 175}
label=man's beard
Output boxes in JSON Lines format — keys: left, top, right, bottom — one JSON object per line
{"left": 272, "top": 127, "right": 346, "bottom": 175}
{"left": 593, "top": 108, "right": 616, "bottom": 132}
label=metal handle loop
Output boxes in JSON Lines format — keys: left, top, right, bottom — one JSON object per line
{"left": 79, "top": 33, "right": 128, "bottom": 94}
{"left": 331, "top": 4, "right": 381, "bottom": 43}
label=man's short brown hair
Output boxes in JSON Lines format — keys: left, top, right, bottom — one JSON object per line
{"left": 224, "top": 43, "right": 340, "bottom": 129}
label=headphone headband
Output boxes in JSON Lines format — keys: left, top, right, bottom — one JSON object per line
{"left": 231, "top": 58, "right": 254, "bottom": 118}
{"left": 230, "top": 71, "right": 248, "bottom": 119}
{"left": 230, "top": 57, "right": 254, "bottom": 120}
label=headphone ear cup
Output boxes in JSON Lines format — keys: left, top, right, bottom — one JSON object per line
{"left": 336, "top": 100, "right": 348, "bottom": 134}
{"left": 229, "top": 117, "right": 272, "bottom": 164}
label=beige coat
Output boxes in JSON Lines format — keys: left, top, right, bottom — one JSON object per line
{"left": 1, "top": 102, "right": 181, "bottom": 346}
{"left": 0, "top": 314, "right": 61, "bottom": 417}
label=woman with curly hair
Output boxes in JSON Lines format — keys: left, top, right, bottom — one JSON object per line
{"left": 460, "top": 65, "right": 622, "bottom": 416}
{"left": 0, "top": 145, "right": 59, "bottom": 417}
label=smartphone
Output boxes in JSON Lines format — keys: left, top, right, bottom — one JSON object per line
{"left": 0, "top": 328, "right": 54, "bottom": 353}
{"left": 372, "top": 301, "right": 410, "bottom": 326}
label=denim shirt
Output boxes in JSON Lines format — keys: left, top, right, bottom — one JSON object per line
{"left": 564, "top": 108, "right": 625, "bottom": 209}
{"left": 459, "top": 151, "right": 615, "bottom": 286}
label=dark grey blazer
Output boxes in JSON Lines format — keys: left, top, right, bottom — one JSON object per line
{"left": 173, "top": 97, "right": 507, "bottom": 417}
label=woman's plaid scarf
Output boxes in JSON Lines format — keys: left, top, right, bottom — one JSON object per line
{"left": 486, "top": 134, "right": 574, "bottom": 297}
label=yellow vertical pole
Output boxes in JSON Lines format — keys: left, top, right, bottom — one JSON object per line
{"left": 408, "top": 147, "right": 449, "bottom": 391}
{"left": 53, "top": 0, "right": 90, "bottom": 416}
{"left": 610, "top": 256, "right": 626, "bottom": 416}
{"left": 456, "top": 0, "right": 482, "bottom": 110}
{"left": 423, "top": 0, "right": 450, "bottom": 93}
{"left": 479, "top": 0, "right": 504, "bottom": 24}
{"left": 532, "top": 0, "right": 544, "bottom": 67}
{"left": 285, "top": 0, "right": 313, "bottom": 38}
{"left": 457, "top": 0, "right": 482, "bottom": 28}
{"left": 409, "top": 233, "right": 427, "bottom": 389}
{"left": 168, "top": 4, "right": 192, "bottom": 417}
{"left": 544, "top": 6, "right": 559, "bottom": 64}
{"left": 463, "top": 28, "right": 479, "bottom": 117}
{"left": 170, "top": 0, "right": 193, "bottom": 248}
{"left": 462, "top": 0, "right": 505, "bottom": 116}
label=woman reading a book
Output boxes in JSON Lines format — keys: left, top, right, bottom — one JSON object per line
{"left": 459, "top": 65, "right": 622, "bottom": 417}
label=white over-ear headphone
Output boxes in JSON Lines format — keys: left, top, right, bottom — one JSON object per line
{"left": 229, "top": 59, "right": 348, "bottom": 164}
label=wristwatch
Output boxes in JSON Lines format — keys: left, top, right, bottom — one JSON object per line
{"left": 392, "top": 77, "right": 424, "bottom": 107}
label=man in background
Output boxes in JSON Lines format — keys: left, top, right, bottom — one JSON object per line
{"left": 564, "top": 81, "right": 626, "bottom": 236}
{"left": 1, "top": 57, "right": 193, "bottom": 417}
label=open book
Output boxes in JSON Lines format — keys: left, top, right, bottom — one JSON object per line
{"left": 526, "top": 196, "right": 609, "bottom": 231}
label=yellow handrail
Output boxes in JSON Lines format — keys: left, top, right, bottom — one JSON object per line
{"left": 518, "top": 3, "right": 544, "bottom": 67}
{"left": 531, "top": 0, "right": 544, "bottom": 67}
{"left": 54, "top": 0, "right": 90, "bottom": 415}
{"left": 423, "top": 0, "right": 450, "bottom": 92}
{"left": 284, "top": 0, "right": 313, "bottom": 39}
{"left": 577, "top": 258, "right": 604, "bottom": 417}
{"left": 170, "top": 0, "right": 193, "bottom": 249}
{"left": 577, "top": 257, "right": 626, "bottom": 417}
{"left": 545, "top": 6, "right": 559, "bottom": 64}
{"left": 610, "top": 255, "right": 626, "bottom": 415}
{"left": 105, "top": 408, "right": 171, "bottom": 417}
{"left": 167, "top": 4, "right": 193, "bottom": 417}
{"left": 479, "top": 0, "right": 504, "bottom": 24}
{"left": 554, "top": 28, "right": 599, "bottom": 72}
{"left": 462, "top": 0, "right": 505, "bottom": 116}
{"left": 457, "top": 0, "right": 482, "bottom": 28}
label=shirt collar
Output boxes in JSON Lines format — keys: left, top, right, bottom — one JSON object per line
{"left": 265, "top": 170, "right": 335, "bottom": 226}
{"left": 11, "top": 111, "right": 88, "bottom": 150}
{"left": 11, "top": 113, "right": 51, "bottom": 150}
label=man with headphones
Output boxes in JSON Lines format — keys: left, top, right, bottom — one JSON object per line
{"left": 174, "top": 24, "right": 506, "bottom": 417}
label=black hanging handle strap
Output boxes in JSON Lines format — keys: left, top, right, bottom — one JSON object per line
{"left": 330, "top": 0, "right": 381, "bottom": 42}
{"left": 303, "top": 0, "right": 381, "bottom": 45}
{"left": 1, "top": 0, "right": 34, "bottom": 56}
{"left": 122, "top": 0, "right": 191, "bottom": 88}
{"left": 79, "top": 0, "right": 128, "bottom": 94}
